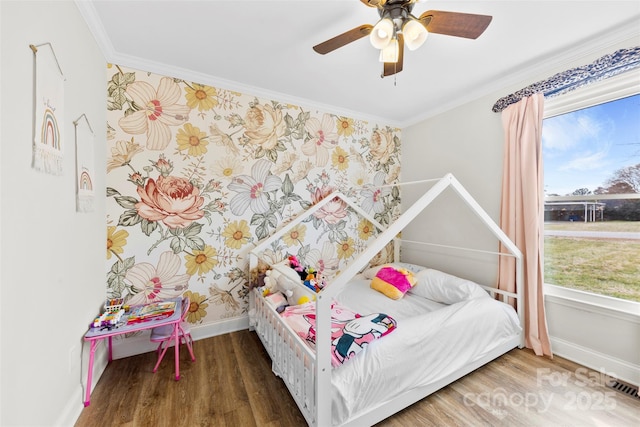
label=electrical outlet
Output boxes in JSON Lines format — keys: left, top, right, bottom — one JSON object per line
{"left": 68, "top": 345, "right": 78, "bottom": 373}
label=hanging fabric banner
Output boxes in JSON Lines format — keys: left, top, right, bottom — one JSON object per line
{"left": 31, "top": 43, "right": 65, "bottom": 175}
{"left": 74, "top": 114, "right": 95, "bottom": 212}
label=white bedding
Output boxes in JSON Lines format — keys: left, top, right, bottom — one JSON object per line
{"left": 330, "top": 276, "right": 522, "bottom": 425}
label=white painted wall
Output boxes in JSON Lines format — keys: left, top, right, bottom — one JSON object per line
{"left": 402, "top": 29, "right": 640, "bottom": 386}
{"left": 0, "top": 2, "right": 636, "bottom": 426}
{"left": 0, "top": 1, "right": 106, "bottom": 425}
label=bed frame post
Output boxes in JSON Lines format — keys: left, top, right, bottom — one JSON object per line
{"left": 446, "top": 173, "right": 525, "bottom": 345}
{"left": 248, "top": 173, "right": 527, "bottom": 425}
{"left": 315, "top": 292, "right": 332, "bottom": 427}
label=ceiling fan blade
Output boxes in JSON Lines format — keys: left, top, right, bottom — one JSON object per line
{"left": 419, "top": 10, "right": 492, "bottom": 39}
{"left": 313, "top": 24, "right": 374, "bottom": 54}
{"left": 382, "top": 33, "right": 404, "bottom": 77}
{"left": 359, "top": 0, "right": 386, "bottom": 7}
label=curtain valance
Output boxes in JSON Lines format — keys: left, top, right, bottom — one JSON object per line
{"left": 492, "top": 46, "right": 640, "bottom": 113}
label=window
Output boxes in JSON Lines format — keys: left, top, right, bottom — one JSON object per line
{"left": 542, "top": 70, "right": 640, "bottom": 304}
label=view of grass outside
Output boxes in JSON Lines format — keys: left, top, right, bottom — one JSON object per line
{"left": 544, "top": 221, "right": 640, "bottom": 302}
{"left": 542, "top": 93, "right": 639, "bottom": 304}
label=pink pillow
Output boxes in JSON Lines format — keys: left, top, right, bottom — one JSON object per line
{"left": 370, "top": 266, "right": 416, "bottom": 300}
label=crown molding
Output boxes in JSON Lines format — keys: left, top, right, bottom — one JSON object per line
{"left": 403, "top": 16, "right": 640, "bottom": 127}
{"left": 74, "top": 0, "right": 402, "bottom": 129}
{"left": 76, "top": 0, "right": 637, "bottom": 130}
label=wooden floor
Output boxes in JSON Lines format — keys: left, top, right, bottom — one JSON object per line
{"left": 75, "top": 330, "right": 639, "bottom": 427}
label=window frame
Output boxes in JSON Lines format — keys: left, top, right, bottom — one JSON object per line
{"left": 542, "top": 67, "right": 640, "bottom": 311}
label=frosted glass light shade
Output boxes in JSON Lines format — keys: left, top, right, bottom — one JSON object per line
{"left": 370, "top": 18, "right": 394, "bottom": 49}
{"left": 379, "top": 39, "right": 399, "bottom": 63}
{"left": 403, "top": 19, "right": 428, "bottom": 51}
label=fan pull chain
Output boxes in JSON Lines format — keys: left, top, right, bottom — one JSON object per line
{"left": 393, "top": 61, "right": 397, "bottom": 86}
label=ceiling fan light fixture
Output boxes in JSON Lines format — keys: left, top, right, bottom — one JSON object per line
{"left": 378, "top": 38, "right": 399, "bottom": 63}
{"left": 370, "top": 17, "right": 394, "bottom": 49}
{"left": 402, "top": 19, "right": 428, "bottom": 51}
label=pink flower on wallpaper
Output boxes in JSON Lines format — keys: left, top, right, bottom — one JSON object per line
{"left": 305, "top": 241, "right": 339, "bottom": 274}
{"left": 301, "top": 113, "right": 338, "bottom": 166}
{"left": 311, "top": 185, "right": 347, "bottom": 225}
{"left": 360, "top": 171, "right": 390, "bottom": 214}
{"left": 125, "top": 251, "right": 190, "bottom": 306}
{"left": 136, "top": 175, "right": 205, "bottom": 228}
{"left": 243, "top": 104, "right": 286, "bottom": 150}
{"left": 118, "top": 77, "right": 190, "bottom": 150}
{"left": 228, "top": 159, "right": 282, "bottom": 215}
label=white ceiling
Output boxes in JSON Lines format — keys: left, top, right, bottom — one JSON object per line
{"left": 77, "top": 0, "right": 640, "bottom": 127}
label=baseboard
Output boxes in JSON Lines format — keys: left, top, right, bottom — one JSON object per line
{"left": 111, "top": 315, "right": 249, "bottom": 359}
{"left": 62, "top": 315, "right": 249, "bottom": 426}
{"left": 550, "top": 336, "right": 640, "bottom": 388}
{"left": 55, "top": 340, "right": 109, "bottom": 426}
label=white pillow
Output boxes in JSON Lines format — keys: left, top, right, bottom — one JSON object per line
{"left": 362, "top": 262, "right": 426, "bottom": 279}
{"left": 408, "top": 268, "right": 488, "bottom": 304}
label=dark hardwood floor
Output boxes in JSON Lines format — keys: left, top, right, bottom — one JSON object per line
{"left": 75, "top": 330, "right": 639, "bottom": 427}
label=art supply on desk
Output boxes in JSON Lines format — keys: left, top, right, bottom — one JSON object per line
{"left": 104, "top": 297, "right": 124, "bottom": 313}
{"left": 127, "top": 301, "right": 176, "bottom": 324}
{"left": 91, "top": 307, "right": 126, "bottom": 329}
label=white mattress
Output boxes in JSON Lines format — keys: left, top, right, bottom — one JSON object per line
{"left": 330, "top": 277, "right": 522, "bottom": 425}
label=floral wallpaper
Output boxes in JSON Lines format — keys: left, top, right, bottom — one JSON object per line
{"left": 105, "top": 64, "right": 402, "bottom": 328}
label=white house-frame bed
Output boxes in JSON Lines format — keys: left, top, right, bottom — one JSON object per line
{"left": 249, "top": 173, "right": 524, "bottom": 426}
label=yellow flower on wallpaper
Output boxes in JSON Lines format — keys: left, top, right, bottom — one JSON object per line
{"left": 358, "top": 219, "right": 375, "bottom": 240}
{"left": 332, "top": 146, "right": 349, "bottom": 171}
{"left": 185, "top": 245, "right": 219, "bottom": 276}
{"left": 211, "top": 156, "right": 244, "bottom": 179}
{"left": 107, "top": 138, "right": 144, "bottom": 173}
{"left": 185, "top": 83, "right": 218, "bottom": 112}
{"left": 222, "top": 220, "right": 251, "bottom": 249}
{"left": 337, "top": 237, "right": 356, "bottom": 260}
{"left": 107, "top": 226, "right": 129, "bottom": 259}
{"left": 183, "top": 290, "right": 209, "bottom": 323}
{"left": 282, "top": 223, "right": 306, "bottom": 247}
{"left": 118, "top": 77, "right": 190, "bottom": 150}
{"left": 176, "top": 123, "right": 209, "bottom": 156}
{"left": 106, "top": 65, "right": 402, "bottom": 326}
{"left": 336, "top": 116, "right": 354, "bottom": 137}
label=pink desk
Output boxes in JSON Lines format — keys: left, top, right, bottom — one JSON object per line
{"left": 83, "top": 297, "right": 182, "bottom": 406}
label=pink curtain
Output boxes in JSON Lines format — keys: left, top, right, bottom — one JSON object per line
{"left": 497, "top": 93, "right": 553, "bottom": 357}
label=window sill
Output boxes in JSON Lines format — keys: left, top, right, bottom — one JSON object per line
{"left": 544, "top": 284, "right": 640, "bottom": 322}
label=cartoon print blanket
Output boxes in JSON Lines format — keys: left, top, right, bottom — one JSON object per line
{"left": 281, "top": 301, "right": 397, "bottom": 367}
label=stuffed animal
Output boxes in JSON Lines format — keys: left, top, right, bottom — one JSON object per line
{"left": 287, "top": 255, "right": 307, "bottom": 279}
{"left": 264, "top": 266, "right": 315, "bottom": 307}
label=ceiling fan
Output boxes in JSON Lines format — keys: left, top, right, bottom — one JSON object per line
{"left": 312, "top": 0, "right": 492, "bottom": 77}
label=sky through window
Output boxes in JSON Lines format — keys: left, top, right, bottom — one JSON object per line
{"left": 542, "top": 93, "right": 640, "bottom": 196}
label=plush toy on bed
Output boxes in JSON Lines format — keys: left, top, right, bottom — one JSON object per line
{"left": 263, "top": 266, "right": 315, "bottom": 312}
{"left": 370, "top": 266, "right": 417, "bottom": 300}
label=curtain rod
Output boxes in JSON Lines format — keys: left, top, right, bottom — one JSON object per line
{"left": 492, "top": 46, "right": 640, "bottom": 113}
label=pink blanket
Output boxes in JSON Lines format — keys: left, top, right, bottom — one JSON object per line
{"left": 281, "top": 301, "right": 397, "bottom": 367}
